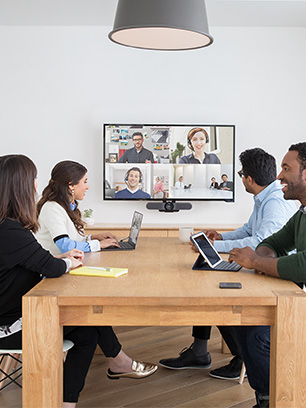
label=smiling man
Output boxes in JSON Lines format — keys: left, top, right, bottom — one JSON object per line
{"left": 114, "top": 167, "right": 151, "bottom": 199}
{"left": 228, "top": 142, "right": 306, "bottom": 408}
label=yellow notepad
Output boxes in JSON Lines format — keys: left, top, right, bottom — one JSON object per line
{"left": 70, "top": 266, "right": 128, "bottom": 278}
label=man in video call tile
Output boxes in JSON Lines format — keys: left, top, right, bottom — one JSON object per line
{"left": 114, "top": 167, "right": 151, "bottom": 199}
{"left": 219, "top": 174, "right": 233, "bottom": 191}
{"left": 119, "top": 132, "right": 154, "bottom": 164}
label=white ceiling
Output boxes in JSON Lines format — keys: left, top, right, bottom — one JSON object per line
{"left": 0, "top": 0, "right": 306, "bottom": 27}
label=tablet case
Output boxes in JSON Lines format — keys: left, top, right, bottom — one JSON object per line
{"left": 192, "top": 254, "right": 242, "bottom": 272}
{"left": 192, "top": 254, "right": 214, "bottom": 270}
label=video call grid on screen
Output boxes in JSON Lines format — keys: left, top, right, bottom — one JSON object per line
{"left": 103, "top": 124, "right": 235, "bottom": 201}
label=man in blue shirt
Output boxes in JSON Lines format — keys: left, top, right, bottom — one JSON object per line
{"left": 159, "top": 148, "right": 296, "bottom": 380}
{"left": 115, "top": 167, "right": 151, "bottom": 199}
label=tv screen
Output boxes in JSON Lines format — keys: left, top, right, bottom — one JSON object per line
{"left": 103, "top": 124, "right": 235, "bottom": 202}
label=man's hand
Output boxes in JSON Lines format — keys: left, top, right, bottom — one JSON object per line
{"left": 229, "top": 246, "right": 280, "bottom": 277}
{"left": 228, "top": 246, "right": 257, "bottom": 269}
{"left": 204, "top": 229, "right": 222, "bottom": 241}
{"left": 145, "top": 159, "right": 152, "bottom": 163}
{"left": 189, "top": 241, "right": 199, "bottom": 253}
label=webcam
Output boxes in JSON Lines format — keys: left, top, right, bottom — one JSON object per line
{"left": 146, "top": 200, "right": 192, "bottom": 213}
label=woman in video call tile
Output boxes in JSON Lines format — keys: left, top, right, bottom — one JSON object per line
{"left": 153, "top": 176, "right": 164, "bottom": 198}
{"left": 115, "top": 167, "right": 151, "bottom": 199}
{"left": 179, "top": 128, "right": 221, "bottom": 164}
{"left": 210, "top": 177, "right": 219, "bottom": 189}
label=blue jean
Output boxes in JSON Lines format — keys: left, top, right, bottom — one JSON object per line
{"left": 234, "top": 326, "right": 270, "bottom": 395}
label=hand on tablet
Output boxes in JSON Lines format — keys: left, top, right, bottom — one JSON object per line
{"left": 204, "top": 229, "right": 223, "bottom": 241}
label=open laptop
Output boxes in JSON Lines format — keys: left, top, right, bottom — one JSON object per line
{"left": 102, "top": 211, "right": 143, "bottom": 251}
{"left": 190, "top": 231, "right": 241, "bottom": 271}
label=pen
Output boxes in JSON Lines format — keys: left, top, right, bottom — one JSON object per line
{"left": 88, "top": 266, "right": 112, "bottom": 271}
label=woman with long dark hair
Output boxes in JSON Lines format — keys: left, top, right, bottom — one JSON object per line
{"left": 0, "top": 154, "right": 96, "bottom": 407}
{"left": 37, "top": 160, "right": 119, "bottom": 254}
{"left": 36, "top": 160, "right": 158, "bottom": 391}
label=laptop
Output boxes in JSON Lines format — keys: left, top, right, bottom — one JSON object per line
{"left": 190, "top": 231, "right": 241, "bottom": 271}
{"left": 102, "top": 211, "right": 143, "bottom": 251}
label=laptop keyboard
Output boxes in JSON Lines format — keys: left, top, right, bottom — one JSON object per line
{"left": 216, "top": 261, "right": 241, "bottom": 271}
{"left": 119, "top": 241, "right": 132, "bottom": 249}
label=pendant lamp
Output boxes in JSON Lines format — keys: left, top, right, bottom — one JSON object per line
{"left": 109, "top": 0, "right": 213, "bottom": 51}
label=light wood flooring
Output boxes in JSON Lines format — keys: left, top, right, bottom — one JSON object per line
{"left": 0, "top": 326, "right": 255, "bottom": 408}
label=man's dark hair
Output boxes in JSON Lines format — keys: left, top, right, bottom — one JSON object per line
{"left": 132, "top": 132, "right": 143, "bottom": 139}
{"left": 239, "top": 148, "right": 276, "bottom": 186}
{"left": 289, "top": 142, "right": 306, "bottom": 172}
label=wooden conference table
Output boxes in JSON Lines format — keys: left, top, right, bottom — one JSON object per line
{"left": 22, "top": 237, "right": 306, "bottom": 407}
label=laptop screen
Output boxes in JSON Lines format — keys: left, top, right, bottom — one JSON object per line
{"left": 129, "top": 211, "right": 143, "bottom": 245}
{"left": 193, "top": 233, "right": 222, "bottom": 267}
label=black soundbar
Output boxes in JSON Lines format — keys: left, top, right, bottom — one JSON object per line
{"left": 146, "top": 201, "right": 192, "bottom": 213}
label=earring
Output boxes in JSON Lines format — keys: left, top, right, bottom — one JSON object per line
{"left": 71, "top": 188, "right": 74, "bottom": 195}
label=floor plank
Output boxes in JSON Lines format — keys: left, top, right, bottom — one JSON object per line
{"left": 0, "top": 326, "right": 255, "bottom": 408}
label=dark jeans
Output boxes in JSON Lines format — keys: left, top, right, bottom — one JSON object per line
{"left": 192, "top": 325, "right": 242, "bottom": 357}
{"left": 234, "top": 326, "right": 270, "bottom": 395}
{"left": 0, "top": 325, "right": 122, "bottom": 403}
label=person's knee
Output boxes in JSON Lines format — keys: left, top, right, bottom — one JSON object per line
{"left": 66, "top": 327, "right": 98, "bottom": 349}
{"left": 248, "top": 327, "right": 270, "bottom": 354}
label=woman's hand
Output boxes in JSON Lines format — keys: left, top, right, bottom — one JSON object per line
{"left": 67, "top": 256, "right": 83, "bottom": 269}
{"left": 92, "top": 232, "right": 117, "bottom": 241}
{"left": 56, "top": 249, "right": 84, "bottom": 261}
{"left": 100, "top": 238, "right": 120, "bottom": 249}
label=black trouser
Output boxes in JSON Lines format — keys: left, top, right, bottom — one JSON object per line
{"left": 0, "top": 325, "right": 121, "bottom": 403}
{"left": 192, "top": 326, "right": 242, "bottom": 357}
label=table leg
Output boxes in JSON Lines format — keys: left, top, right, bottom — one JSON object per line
{"left": 270, "top": 291, "right": 306, "bottom": 407}
{"left": 22, "top": 295, "right": 63, "bottom": 408}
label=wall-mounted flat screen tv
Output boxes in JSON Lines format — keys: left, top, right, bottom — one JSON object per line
{"left": 103, "top": 124, "right": 235, "bottom": 202}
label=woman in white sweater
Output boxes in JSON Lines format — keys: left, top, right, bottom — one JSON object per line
{"left": 36, "top": 160, "right": 158, "bottom": 389}
{"left": 36, "top": 161, "right": 119, "bottom": 254}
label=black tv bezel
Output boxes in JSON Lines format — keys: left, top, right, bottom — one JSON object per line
{"left": 103, "top": 123, "right": 236, "bottom": 203}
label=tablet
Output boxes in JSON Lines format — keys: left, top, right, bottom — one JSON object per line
{"left": 190, "top": 231, "right": 224, "bottom": 269}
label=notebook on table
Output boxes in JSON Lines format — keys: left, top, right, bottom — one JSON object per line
{"left": 70, "top": 266, "right": 128, "bottom": 278}
{"left": 102, "top": 211, "right": 143, "bottom": 251}
{"left": 190, "top": 231, "right": 242, "bottom": 272}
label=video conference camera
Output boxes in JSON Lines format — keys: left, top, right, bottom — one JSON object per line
{"left": 146, "top": 200, "right": 192, "bottom": 213}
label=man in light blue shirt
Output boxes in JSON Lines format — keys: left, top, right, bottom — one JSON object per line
{"left": 212, "top": 178, "right": 296, "bottom": 253}
{"left": 159, "top": 148, "right": 297, "bottom": 380}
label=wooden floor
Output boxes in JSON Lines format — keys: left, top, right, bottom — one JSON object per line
{"left": 0, "top": 326, "right": 255, "bottom": 408}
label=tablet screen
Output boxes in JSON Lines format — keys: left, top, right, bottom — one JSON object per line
{"left": 192, "top": 233, "right": 222, "bottom": 268}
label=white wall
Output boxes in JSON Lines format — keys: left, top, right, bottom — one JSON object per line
{"left": 0, "top": 26, "right": 304, "bottom": 226}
